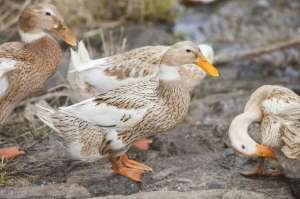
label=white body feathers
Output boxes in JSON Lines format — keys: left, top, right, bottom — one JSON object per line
{"left": 0, "top": 59, "right": 16, "bottom": 97}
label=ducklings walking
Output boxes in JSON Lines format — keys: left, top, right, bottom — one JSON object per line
{"left": 0, "top": 3, "right": 76, "bottom": 159}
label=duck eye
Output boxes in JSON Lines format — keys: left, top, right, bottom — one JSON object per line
{"left": 45, "top": 12, "right": 52, "bottom": 16}
{"left": 241, "top": 145, "right": 246, "bottom": 150}
{"left": 186, "top": 49, "right": 191, "bottom": 53}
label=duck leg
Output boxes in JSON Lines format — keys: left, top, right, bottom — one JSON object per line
{"left": 133, "top": 138, "right": 152, "bottom": 150}
{"left": 0, "top": 146, "right": 24, "bottom": 160}
{"left": 120, "top": 154, "right": 152, "bottom": 172}
{"left": 241, "top": 158, "right": 265, "bottom": 177}
{"left": 108, "top": 154, "right": 145, "bottom": 182}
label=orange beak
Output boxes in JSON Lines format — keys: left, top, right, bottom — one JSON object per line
{"left": 52, "top": 25, "right": 77, "bottom": 47}
{"left": 255, "top": 144, "right": 276, "bottom": 159}
{"left": 195, "top": 57, "right": 219, "bottom": 77}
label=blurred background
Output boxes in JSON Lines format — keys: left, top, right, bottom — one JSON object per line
{"left": 1, "top": 0, "right": 299, "bottom": 86}
{"left": 0, "top": 0, "right": 300, "bottom": 198}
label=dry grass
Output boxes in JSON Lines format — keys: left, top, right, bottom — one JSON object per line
{"left": 0, "top": 158, "right": 7, "bottom": 186}
{"left": 0, "top": 0, "right": 177, "bottom": 42}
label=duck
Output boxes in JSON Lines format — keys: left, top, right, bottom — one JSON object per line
{"left": 229, "top": 85, "right": 300, "bottom": 177}
{"left": 0, "top": 3, "right": 76, "bottom": 160}
{"left": 67, "top": 41, "right": 216, "bottom": 100}
{"left": 36, "top": 41, "right": 219, "bottom": 182}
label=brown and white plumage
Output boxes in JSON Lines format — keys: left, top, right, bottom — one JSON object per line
{"left": 229, "top": 85, "right": 300, "bottom": 176}
{"left": 0, "top": 3, "right": 76, "bottom": 160}
{"left": 0, "top": 3, "right": 76, "bottom": 125}
{"left": 68, "top": 41, "right": 215, "bottom": 99}
{"left": 37, "top": 41, "right": 219, "bottom": 182}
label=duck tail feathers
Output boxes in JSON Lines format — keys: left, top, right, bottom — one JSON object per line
{"left": 35, "top": 101, "right": 58, "bottom": 132}
{"left": 69, "top": 40, "right": 91, "bottom": 72}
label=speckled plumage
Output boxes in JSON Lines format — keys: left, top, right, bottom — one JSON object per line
{"left": 0, "top": 21, "right": 62, "bottom": 125}
{"left": 259, "top": 86, "right": 300, "bottom": 159}
{"left": 38, "top": 40, "right": 219, "bottom": 181}
{"left": 37, "top": 75, "right": 191, "bottom": 160}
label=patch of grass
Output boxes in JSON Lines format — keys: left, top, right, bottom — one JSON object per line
{"left": 142, "top": 0, "right": 178, "bottom": 23}
{"left": 0, "top": 158, "right": 7, "bottom": 187}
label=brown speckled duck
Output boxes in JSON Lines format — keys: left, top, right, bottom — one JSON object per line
{"left": 36, "top": 41, "right": 219, "bottom": 182}
{"left": 229, "top": 85, "right": 300, "bottom": 177}
{"left": 68, "top": 41, "right": 217, "bottom": 100}
{"left": 0, "top": 3, "right": 76, "bottom": 160}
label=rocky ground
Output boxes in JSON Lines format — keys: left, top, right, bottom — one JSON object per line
{"left": 0, "top": 0, "right": 300, "bottom": 198}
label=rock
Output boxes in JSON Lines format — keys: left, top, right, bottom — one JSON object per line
{"left": 288, "top": 178, "right": 300, "bottom": 199}
{"left": 89, "top": 189, "right": 273, "bottom": 199}
{"left": 222, "top": 190, "right": 270, "bottom": 199}
{"left": 89, "top": 190, "right": 228, "bottom": 199}
{"left": 124, "top": 25, "right": 175, "bottom": 49}
{"left": 0, "top": 183, "right": 91, "bottom": 199}
{"left": 152, "top": 166, "right": 180, "bottom": 180}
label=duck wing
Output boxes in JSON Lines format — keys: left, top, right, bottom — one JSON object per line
{"left": 68, "top": 41, "right": 166, "bottom": 96}
{"left": 60, "top": 77, "right": 159, "bottom": 129}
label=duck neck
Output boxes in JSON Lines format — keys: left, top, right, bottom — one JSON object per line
{"left": 19, "top": 29, "right": 48, "bottom": 44}
{"left": 19, "top": 26, "right": 62, "bottom": 77}
{"left": 18, "top": 14, "right": 51, "bottom": 44}
{"left": 230, "top": 111, "right": 261, "bottom": 138}
{"left": 158, "top": 65, "right": 181, "bottom": 81}
{"left": 229, "top": 111, "right": 261, "bottom": 150}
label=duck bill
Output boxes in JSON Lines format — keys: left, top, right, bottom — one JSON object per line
{"left": 52, "top": 25, "right": 77, "bottom": 47}
{"left": 255, "top": 144, "right": 275, "bottom": 159}
{"left": 195, "top": 57, "right": 219, "bottom": 77}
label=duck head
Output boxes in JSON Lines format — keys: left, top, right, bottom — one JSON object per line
{"left": 161, "top": 41, "right": 219, "bottom": 77}
{"left": 18, "top": 3, "right": 76, "bottom": 46}
{"left": 229, "top": 112, "right": 276, "bottom": 159}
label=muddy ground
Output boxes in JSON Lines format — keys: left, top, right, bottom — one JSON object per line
{"left": 0, "top": 0, "right": 300, "bottom": 198}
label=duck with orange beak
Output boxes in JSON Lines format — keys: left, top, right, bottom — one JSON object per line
{"left": 229, "top": 85, "right": 300, "bottom": 177}
{"left": 0, "top": 3, "right": 76, "bottom": 160}
{"left": 68, "top": 41, "right": 218, "bottom": 151}
{"left": 36, "top": 41, "right": 220, "bottom": 182}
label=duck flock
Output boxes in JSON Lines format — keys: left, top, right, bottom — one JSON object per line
{"left": 0, "top": 3, "right": 299, "bottom": 196}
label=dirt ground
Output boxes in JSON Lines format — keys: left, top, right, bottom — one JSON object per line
{"left": 0, "top": 0, "right": 300, "bottom": 199}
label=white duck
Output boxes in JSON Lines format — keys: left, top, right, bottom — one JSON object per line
{"left": 67, "top": 41, "right": 215, "bottom": 100}
{"left": 229, "top": 85, "right": 300, "bottom": 177}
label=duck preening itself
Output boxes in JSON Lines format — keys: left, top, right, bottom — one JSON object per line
{"left": 229, "top": 85, "right": 300, "bottom": 177}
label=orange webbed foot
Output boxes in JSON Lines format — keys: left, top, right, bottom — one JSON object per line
{"left": 0, "top": 146, "right": 24, "bottom": 160}
{"left": 109, "top": 154, "right": 150, "bottom": 182}
{"left": 112, "top": 166, "right": 144, "bottom": 182}
{"left": 133, "top": 138, "right": 152, "bottom": 151}
{"left": 120, "top": 154, "right": 152, "bottom": 172}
